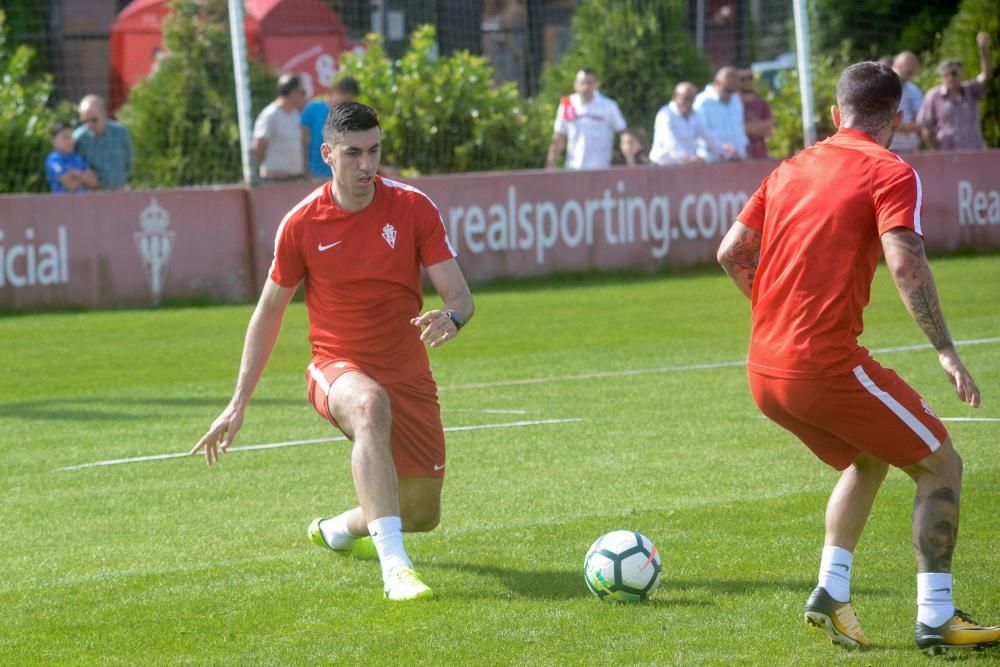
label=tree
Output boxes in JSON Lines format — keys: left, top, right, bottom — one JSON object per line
{"left": 0, "top": 10, "right": 69, "bottom": 194}
{"left": 337, "top": 25, "right": 547, "bottom": 174}
{"left": 535, "top": 0, "right": 711, "bottom": 163}
{"left": 117, "top": 0, "right": 276, "bottom": 188}
{"left": 809, "top": 0, "right": 960, "bottom": 59}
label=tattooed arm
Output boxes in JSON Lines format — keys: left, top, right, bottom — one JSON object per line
{"left": 717, "top": 221, "right": 762, "bottom": 299}
{"left": 881, "top": 228, "right": 981, "bottom": 407}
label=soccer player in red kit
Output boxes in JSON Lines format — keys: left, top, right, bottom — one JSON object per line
{"left": 717, "top": 62, "right": 999, "bottom": 654}
{"left": 193, "top": 102, "right": 474, "bottom": 601}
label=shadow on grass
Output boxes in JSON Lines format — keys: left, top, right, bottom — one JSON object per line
{"left": 425, "top": 560, "right": 819, "bottom": 604}
{"left": 425, "top": 560, "right": 586, "bottom": 600}
{"left": 0, "top": 396, "right": 303, "bottom": 421}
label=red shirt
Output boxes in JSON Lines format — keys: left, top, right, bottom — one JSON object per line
{"left": 270, "top": 177, "right": 456, "bottom": 384}
{"left": 736, "top": 128, "right": 923, "bottom": 378}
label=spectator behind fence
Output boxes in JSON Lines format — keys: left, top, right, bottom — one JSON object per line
{"left": 253, "top": 73, "right": 308, "bottom": 181}
{"left": 918, "top": 32, "right": 994, "bottom": 151}
{"left": 739, "top": 67, "right": 773, "bottom": 159}
{"left": 694, "top": 67, "right": 748, "bottom": 162}
{"left": 301, "top": 76, "right": 360, "bottom": 178}
{"left": 46, "top": 121, "right": 98, "bottom": 194}
{"left": 890, "top": 51, "right": 924, "bottom": 154}
{"left": 73, "top": 95, "right": 133, "bottom": 189}
{"left": 650, "top": 81, "right": 720, "bottom": 165}
{"left": 546, "top": 68, "right": 627, "bottom": 170}
{"left": 619, "top": 127, "right": 650, "bottom": 166}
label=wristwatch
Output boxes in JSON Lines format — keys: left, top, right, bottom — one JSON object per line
{"left": 446, "top": 309, "right": 465, "bottom": 331}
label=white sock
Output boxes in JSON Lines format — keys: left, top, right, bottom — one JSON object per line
{"left": 368, "top": 515, "right": 412, "bottom": 580}
{"left": 318, "top": 513, "right": 361, "bottom": 550}
{"left": 917, "top": 572, "right": 955, "bottom": 627}
{"left": 817, "top": 545, "right": 854, "bottom": 603}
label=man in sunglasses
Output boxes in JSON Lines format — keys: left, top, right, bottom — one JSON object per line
{"left": 72, "top": 95, "right": 133, "bottom": 189}
{"left": 917, "top": 32, "right": 993, "bottom": 151}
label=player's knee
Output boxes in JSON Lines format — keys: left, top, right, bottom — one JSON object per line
{"left": 853, "top": 453, "right": 889, "bottom": 481}
{"left": 931, "top": 439, "right": 962, "bottom": 480}
{"left": 904, "top": 438, "right": 962, "bottom": 485}
{"left": 401, "top": 504, "right": 440, "bottom": 532}
{"left": 352, "top": 386, "right": 391, "bottom": 426}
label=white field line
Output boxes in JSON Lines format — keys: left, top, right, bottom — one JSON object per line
{"left": 55, "top": 418, "right": 585, "bottom": 472}
{"left": 439, "top": 337, "right": 1000, "bottom": 391}
{"left": 54, "top": 337, "right": 1000, "bottom": 471}
{"left": 442, "top": 408, "right": 533, "bottom": 414}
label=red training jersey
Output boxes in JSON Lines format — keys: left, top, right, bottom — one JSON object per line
{"left": 736, "top": 127, "right": 923, "bottom": 378}
{"left": 270, "top": 176, "right": 457, "bottom": 384}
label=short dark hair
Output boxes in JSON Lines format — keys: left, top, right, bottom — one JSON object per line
{"left": 323, "top": 101, "right": 380, "bottom": 144}
{"left": 937, "top": 59, "right": 963, "bottom": 75}
{"left": 277, "top": 73, "right": 303, "bottom": 97}
{"left": 50, "top": 121, "right": 71, "bottom": 138}
{"left": 333, "top": 76, "right": 360, "bottom": 97}
{"left": 835, "top": 61, "right": 902, "bottom": 136}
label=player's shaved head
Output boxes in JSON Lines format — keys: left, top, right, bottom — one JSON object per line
{"left": 323, "top": 101, "right": 381, "bottom": 145}
{"left": 835, "top": 61, "right": 902, "bottom": 136}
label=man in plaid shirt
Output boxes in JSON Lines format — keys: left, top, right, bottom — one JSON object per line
{"left": 918, "top": 32, "right": 993, "bottom": 151}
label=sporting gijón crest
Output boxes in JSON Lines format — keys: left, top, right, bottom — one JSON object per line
{"left": 381, "top": 223, "right": 397, "bottom": 248}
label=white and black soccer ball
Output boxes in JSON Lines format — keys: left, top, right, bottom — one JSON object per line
{"left": 584, "top": 530, "right": 662, "bottom": 602}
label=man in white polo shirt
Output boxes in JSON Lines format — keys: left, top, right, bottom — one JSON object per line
{"left": 253, "top": 73, "right": 308, "bottom": 181}
{"left": 546, "top": 68, "right": 627, "bottom": 170}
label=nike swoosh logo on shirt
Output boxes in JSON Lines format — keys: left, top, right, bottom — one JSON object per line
{"left": 318, "top": 241, "right": 343, "bottom": 251}
{"left": 433, "top": 463, "right": 446, "bottom": 471}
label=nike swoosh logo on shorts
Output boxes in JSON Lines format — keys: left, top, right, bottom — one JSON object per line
{"left": 433, "top": 463, "right": 446, "bottom": 471}
{"left": 318, "top": 240, "right": 343, "bottom": 251}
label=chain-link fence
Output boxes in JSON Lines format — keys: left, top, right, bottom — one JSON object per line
{"left": 2, "top": 0, "right": 997, "bottom": 194}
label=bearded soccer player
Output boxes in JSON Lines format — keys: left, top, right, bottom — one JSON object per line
{"left": 717, "top": 62, "right": 999, "bottom": 655}
{"left": 192, "top": 102, "right": 474, "bottom": 601}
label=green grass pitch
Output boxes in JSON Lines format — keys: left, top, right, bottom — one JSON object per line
{"left": 1, "top": 255, "right": 998, "bottom": 665}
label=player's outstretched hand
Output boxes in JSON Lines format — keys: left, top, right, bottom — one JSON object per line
{"left": 411, "top": 310, "right": 457, "bottom": 348}
{"left": 190, "top": 404, "right": 246, "bottom": 465}
{"left": 938, "top": 347, "right": 981, "bottom": 408}
{"left": 977, "top": 31, "right": 990, "bottom": 49}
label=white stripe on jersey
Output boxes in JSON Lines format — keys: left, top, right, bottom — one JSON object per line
{"left": 895, "top": 156, "right": 924, "bottom": 235}
{"left": 853, "top": 364, "right": 940, "bottom": 452}
{"left": 307, "top": 363, "right": 331, "bottom": 395}
{"left": 381, "top": 177, "right": 458, "bottom": 258}
{"left": 268, "top": 183, "right": 327, "bottom": 278}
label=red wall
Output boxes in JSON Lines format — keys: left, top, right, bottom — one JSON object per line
{"left": 0, "top": 188, "right": 253, "bottom": 309}
{"left": 2, "top": 152, "right": 998, "bottom": 310}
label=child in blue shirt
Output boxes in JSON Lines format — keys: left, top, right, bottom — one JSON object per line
{"left": 45, "top": 121, "right": 98, "bottom": 193}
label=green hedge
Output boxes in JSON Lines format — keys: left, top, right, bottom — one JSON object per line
{"left": 0, "top": 10, "right": 71, "bottom": 194}
{"left": 118, "top": 0, "right": 276, "bottom": 188}
{"left": 338, "top": 26, "right": 547, "bottom": 175}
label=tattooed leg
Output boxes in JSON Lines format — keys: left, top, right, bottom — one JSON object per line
{"left": 902, "top": 438, "right": 963, "bottom": 573}
{"left": 913, "top": 487, "right": 960, "bottom": 573}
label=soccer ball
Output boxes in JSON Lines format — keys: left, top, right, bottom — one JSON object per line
{"left": 584, "top": 530, "right": 662, "bottom": 602}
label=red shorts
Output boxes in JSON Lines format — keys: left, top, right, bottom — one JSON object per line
{"left": 305, "top": 359, "right": 446, "bottom": 479}
{"left": 748, "top": 357, "right": 948, "bottom": 470}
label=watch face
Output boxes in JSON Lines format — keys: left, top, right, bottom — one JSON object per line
{"left": 448, "top": 310, "right": 464, "bottom": 328}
